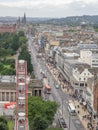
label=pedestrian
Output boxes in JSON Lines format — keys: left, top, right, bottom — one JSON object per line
{"left": 77, "top": 110, "right": 80, "bottom": 114}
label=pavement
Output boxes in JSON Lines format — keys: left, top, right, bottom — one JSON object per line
{"left": 46, "top": 62, "right": 98, "bottom": 130}
{"left": 74, "top": 100, "right": 98, "bottom": 130}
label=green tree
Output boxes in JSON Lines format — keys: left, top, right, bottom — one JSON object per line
{"left": 32, "top": 115, "right": 48, "bottom": 130}
{"left": 19, "top": 36, "right": 27, "bottom": 46}
{"left": 1, "top": 68, "right": 15, "bottom": 75}
{"left": 19, "top": 48, "right": 33, "bottom": 74}
{"left": 28, "top": 96, "right": 58, "bottom": 130}
{"left": 0, "top": 122, "right": 8, "bottom": 130}
{"left": 18, "top": 31, "right": 25, "bottom": 37}
{"left": 0, "top": 63, "right": 4, "bottom": 71}
{"left": 0, "top": 117, "right": 8, "bottom": 130}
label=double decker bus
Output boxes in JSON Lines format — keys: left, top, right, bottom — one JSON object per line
{"left": 45, "top": 84, "right": 51, "bottom": 94}
{"left": 43, "top": 78, "right": 51, "bottom": 94}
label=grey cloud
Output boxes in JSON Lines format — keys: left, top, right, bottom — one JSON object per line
{"left": 0, "top": 0, "right": 98, "bottom": 17}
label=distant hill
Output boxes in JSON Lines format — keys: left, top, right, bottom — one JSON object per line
{"left": 44, "top": 15, "right": 98, "bottom": 26}
{"left": 1, "top": 15, "right": 98, "bottom": 26}
{"left": 0, "top": 16, "right": 17, "bottom": 23}
{"left": 0, "top": 16, "right": 50, "bottom": 24}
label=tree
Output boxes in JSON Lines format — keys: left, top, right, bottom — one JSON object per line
{"left": 11, "top": 34, "right": 19, "bottom": 51}
{"left": 18, "top": 31, "right": 25, "bottom": 37}
{"left": 28, "top": 96, "right": 58, "bottom": 130}
{"left": 19, "top": 48, "right": 33, "bottom": 74}
{"left": 19, "top": 36, "right": 27, "bottom": 46}
{"left": 32, "top": 115, "right": 48, "bottom": 130}
{"left": 0, "top": 117, "right": 8, "bottom": 130}
{"left": 0, "top": 117, "right": 7, "bottom": 125}
{"left": 0, "top": 122, "right": 8, "bottom": 130}
{"left": 0, "top": 63, "right": 3, "bottom": 71}
{"left": 1, "top": 68, "right": 15, "bottom": 75}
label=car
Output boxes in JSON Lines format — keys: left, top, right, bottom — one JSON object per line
{"left": 55, "top": 85, "right": 59, "bottom": 89}
{"left": 58, "top": 117, "right": 68, "bottom": 130}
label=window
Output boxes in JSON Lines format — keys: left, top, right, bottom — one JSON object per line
{"left": 2, "top": 92, "right": 5, "bottom": 101}
{"left": 84, "top": 73, "right": 86, "bottom": 75}
{"left": 6, "top": 92, "right": 9, "bottom": 101}
{"left": 11, "top": 92, "right": 13, "bottom": 101}
{"left": 85, "top": 83, "right": 87, "bottom": 87}
{"left": 80, "top": 83, "right": 84, "bottom": 87}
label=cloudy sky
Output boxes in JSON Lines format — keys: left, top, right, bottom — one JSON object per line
{"left": 0, "top": 0, "right": 98, "bottom": 17}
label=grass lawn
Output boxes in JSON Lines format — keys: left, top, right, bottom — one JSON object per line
{"left": 8, "top": 120, "right": 14, "bottom": 130}
{"left": 4, "top": 65, "right": 11, "bottom": 69}
{"left": 6, "top": 55, "right": 16, "bottom": 60}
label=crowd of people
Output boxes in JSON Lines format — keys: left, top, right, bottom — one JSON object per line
{"left": 47, "top": 61, "right": 98, "bottom": 130}
{"left": 75, "top": 101, "right": 98, "bottom": 130}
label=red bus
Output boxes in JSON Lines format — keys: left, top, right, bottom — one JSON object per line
{"left": 43, "top": 78, "right": 51, "bottom": 94}
{"left": 45, "top": 84, "right": 51, "bottom": 94}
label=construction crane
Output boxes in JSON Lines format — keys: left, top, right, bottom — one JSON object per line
{"left": 15, "top": 60, "right": 29, "bottom": 130}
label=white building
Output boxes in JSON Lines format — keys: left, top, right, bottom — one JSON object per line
{"left": 79, "top": 49, "right": 98, "bottom": 68}
{"left": 73, "top": 68, "right": 93, "bottom": 82}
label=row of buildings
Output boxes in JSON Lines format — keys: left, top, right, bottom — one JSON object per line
{"left": 36, "top": 24, "right": 98, "bottom": 114}
{"left": 0, "top": 13, "right": 26, "bottom": 33}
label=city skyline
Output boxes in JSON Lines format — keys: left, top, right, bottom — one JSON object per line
{"left": 0, "top": 0, "right": 98, "bottom": 17}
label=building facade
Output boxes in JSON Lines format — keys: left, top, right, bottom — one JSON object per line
{"left": 0, "top": 24, "right": 16, "bottom": 33}
{"left": 0, "top": 79, "right": 43, "bottom": 102}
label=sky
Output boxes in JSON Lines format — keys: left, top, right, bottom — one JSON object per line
{"left": 0, "top": 0, "right": 98, "bottom": 17}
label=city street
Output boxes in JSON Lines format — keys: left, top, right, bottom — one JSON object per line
{"left": 28, "top": 36, "right": 85, "bottom": 130}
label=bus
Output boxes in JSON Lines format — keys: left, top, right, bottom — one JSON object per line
{"left": 45, "top": 84, "right": 51, "bottom": 94}
{"left": 67, "top": 103, "right": 76, "bottom": 116}
{"left": 43, "top": 78, "right": 51, "bottom": 94}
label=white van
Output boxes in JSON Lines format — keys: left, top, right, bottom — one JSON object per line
{"left": 67, "top": 103, "right": 76, "bottom": 116}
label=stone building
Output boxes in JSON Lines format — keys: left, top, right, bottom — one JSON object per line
{"left": 0, "top": 79, "right": 43, "bottom": 102}
{"left": 0, "top": 24, "right": 16, "bottom": 33}
{"left": 93, "top": 78, "right": 98, "bottom": 113}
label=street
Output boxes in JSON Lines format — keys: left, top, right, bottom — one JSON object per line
{"left": 28, "top": 36, "right": 85, "bottom": 130}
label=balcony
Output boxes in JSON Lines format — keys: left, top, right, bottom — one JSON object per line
{"left": 18, "top": 97, "right": 25, "bottom": 100}
{"left": 18, "top": 82, "right": 25, "bottom": 86}
{"left": 19, "top": 104, "right": 25, "bottom": 110}
{"left": 18, "top": 99, "right": 25, "bottom": 104}
{"left": 18, "top": 112, "right": 25, "bottom": 117}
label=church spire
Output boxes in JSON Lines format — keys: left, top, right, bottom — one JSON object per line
{"left": 23, "top": 12, "right": 26, "bottom": 25}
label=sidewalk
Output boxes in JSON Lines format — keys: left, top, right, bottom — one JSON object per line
{"left": 74, "top": 100, "right": 98, "bottom": 130}
{"left": 46, "top": 62, "right": 98, "bottom": 130}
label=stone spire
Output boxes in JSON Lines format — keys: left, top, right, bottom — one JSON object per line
{"left": 23, "top": 12, "right": 26, "bottom": 25}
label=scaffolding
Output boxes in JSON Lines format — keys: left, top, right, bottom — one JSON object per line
{"left": 15, "top": 60, "right": 29, "bottom": 130}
